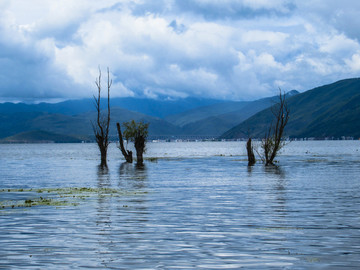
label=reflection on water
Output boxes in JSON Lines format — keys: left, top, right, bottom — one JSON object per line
{"left": 97, "top": 165, "right": 110, "bottom": 187}
{"left": 264, "top": 164, "right": 286, "bottom": 178}
{"left": 95, "top": 166, "right": 112, "bottom": 268}
{"left": 0, "top": 141, "right": 360, "bottom": 269}
{"left": 247, "top": 164, "right": 254, "bottom": 176}
{"left": 119, "top": 162, "right": 147, "bottom": 189}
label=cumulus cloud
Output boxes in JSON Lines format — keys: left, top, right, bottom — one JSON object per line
{"left": 0, "top": 0, "right": 360, "bottom": 102}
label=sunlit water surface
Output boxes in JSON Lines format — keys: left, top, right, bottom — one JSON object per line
{"left": 0, "top": 141, "right": 360, "bottom": 269}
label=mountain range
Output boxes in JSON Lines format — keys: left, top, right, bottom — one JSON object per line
{"left": 221, "top": 78, "right": 360, "bottom": 139}
{"left": 0, "top": 78, "right": 359, "bottom": 142}
{"left": 0, "top": 97, "right": 220, "bottom": 118}
{"left": 0, "top": 93, "right": 280, "bottom": 142}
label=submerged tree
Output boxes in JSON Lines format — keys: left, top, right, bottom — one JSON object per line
{"left": 92, "top": 67, "right": 111, "bottom": 167}
{"left": 260, "top": 89, "right": 290, "bottom": 166}
{"left": 123, "top": 120, "right": 149, "bottom": 165}
{"left": 246, "top": 138, "right": 256, "bottom": 166}
{"left": 116, "top": 122, "right": 133, "bottom": 163}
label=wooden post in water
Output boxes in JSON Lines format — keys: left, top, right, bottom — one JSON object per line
{"left": 247, "top": 138, "right": 256, "bottom": 166}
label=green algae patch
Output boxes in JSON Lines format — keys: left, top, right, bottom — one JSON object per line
{"left": 304, "top": 257, "right": 320, "bottom": 263}
{"left": 0, "top": 187, "right": 147, "bottom": 210}
{"left": 1, "top": 187, "right": 147, "bottom": 196}
{"left": 145, "top": 157, "right": 158, "bottom": 162}
{"left": 34, "top": 187, "right": 126, "bottom": 195}
{"left": 304, "top": 158, "right": 328, "bottom": 163}
{"left": 256, "top": 226, "right": 304, "bottom": 232}
{"left": 230, "top": 158, "right": 248, "bottom": 162}
{"left": 0, "top": 197, "right": 75, "bottom": 209}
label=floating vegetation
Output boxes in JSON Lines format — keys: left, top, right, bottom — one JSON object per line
{"left": 143, "top": 156, "right": 186, "bottom": 162}
{"left": 1, "top": 187, "right": 145, "bottom": 195}
{"left": 145, "top": 157, "right": 158, "bottom": 162}
{"left": 0, "top": 197, "right": 74, "bottom": 209}
{"left": 256, "top": 226, "right": 304, "bottom": 232}
{"left": 230, "top": 158, "right": 248, "bottom": 162}
{"left": 0, "top": 187, "right": 147, "bottom": 211}
{"left": 304, "top": 158, "right": 328, "bottom": 163}
{"left": 304, "top": 257, "right": 320, "bottom": 263}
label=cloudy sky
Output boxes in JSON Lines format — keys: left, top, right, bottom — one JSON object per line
{"left": 1, "top": 0, "right": 360, "bottom": 102}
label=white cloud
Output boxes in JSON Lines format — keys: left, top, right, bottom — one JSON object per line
{"left": 242, "top": 0, "right": 291, "bottom": 11}
{"left": 242, "top": 30, "right": 288, "bottom": 47}
{"left": 1, "top": 0, "right": 360, "bottom": 102}
{"left": 345, "top": 54, "right": 360, "bottom": 72}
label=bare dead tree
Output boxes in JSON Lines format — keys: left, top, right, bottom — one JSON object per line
{"left": 261, "top": 89, "right": 290, "bottom": 166}
{"left": 92, "top": 67, "right": 111, "bottom": 167}
{"left": 116, "top": 122, "right": 133, "bottom": 163}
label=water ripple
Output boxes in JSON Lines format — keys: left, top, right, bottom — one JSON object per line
{"left": 0, "top": 142, "right": 360, "bottom": 269}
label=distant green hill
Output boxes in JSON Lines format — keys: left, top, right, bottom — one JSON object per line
{"left": 0, "top": 107, "right": 181, "bottom": 141}
{"left": 1, "top": 130, "right": 82, "bottom": 143}
{"left": 2, "top": 78, "right": 359, "bottom": 141}
{"left": 179, "top": 116, "right": 236, "bottom": 137}
{"left": 0, "top": 97, "right": 221, "bottom": 118}
{"left": 221, "top": 78, "right": 360, "bottom": 139}
{"left": 0, "top": 94, "right": 291, "bottom": 140}
{"left": 165, "top": 101, "right": 248, "bottom": 127}
{"left": 178, "top": 91, "right": 298, "bottom": 136}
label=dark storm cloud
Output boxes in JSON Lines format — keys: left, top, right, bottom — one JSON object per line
{"left": 0, "top": 42, "right": 83, "bottom": 100}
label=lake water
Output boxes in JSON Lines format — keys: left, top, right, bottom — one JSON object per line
{"left": 0, "top": 141, "right": 360, "bottom": 269}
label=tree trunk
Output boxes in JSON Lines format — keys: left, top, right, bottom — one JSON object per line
{"left": 117, "top": 123, "right": 133, "bottom": 163}
{"left": 100, "top": 146, "right": 107, "bottom": 167}
{"left": 246, "top": 138, "right": 256, "bottom": 166}
{"left": 135, "top": 136, "right": 145, "bottom": 165}
{"left": 136, "top": 146, "right": 144, "bottom": 165}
